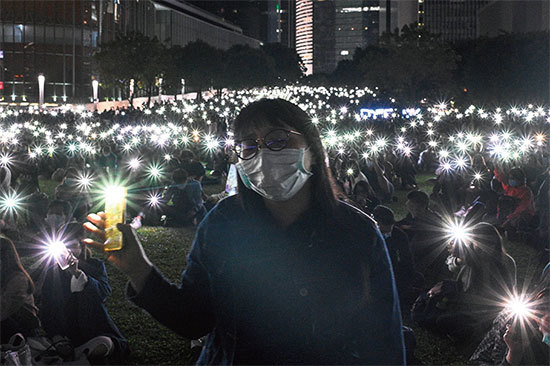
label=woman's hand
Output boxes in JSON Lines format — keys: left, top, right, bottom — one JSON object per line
{"left": 83, "top": 212, "right": 153, "bottom": 293}
{"left": 66, "top": 255, "right": 80, "bottom": 277}
{"left": 535, "top": 314, "right": 550, "bottom": 335}
{"left": 503, "top": 323, "right": 524, "bottom": 365}
{"left": 428, "top": 281, "right": 443, "bottom": 297}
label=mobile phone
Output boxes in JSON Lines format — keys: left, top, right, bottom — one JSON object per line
{"left": 104, "top": 186, "right": 127, "bottom": 251}
{"left": 55, "top": 244, "right": 72, "bottom": 270}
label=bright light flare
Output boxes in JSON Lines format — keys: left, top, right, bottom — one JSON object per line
{"left": 0, "top": 153, "right": 13, "bottom": 167}
{"left": 505, "top": 294, "right": 536, "bottom": 324}
{"left": 75, "top": 172, "right": 94, "bottom": 191}
{"left": 146, "top": 163, "right": 165, "bottom": 181}
{"left": 0, "top": 191, "right": 24, "bottom": 215}
{"left": 47, "top": 240, "right": 69, "bottom": 261}
{"left": 443, "top": 218, "right": 474, "bottom": 247}
{"left": 127, "top": 157, "right": 141, "bottom": 170}
{"left": 146, "top": 192, "right": 162, "bottom": 208}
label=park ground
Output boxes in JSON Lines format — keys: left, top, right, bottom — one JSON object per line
{"left": 26, "top": 174, "right": 545, "bottom": 365}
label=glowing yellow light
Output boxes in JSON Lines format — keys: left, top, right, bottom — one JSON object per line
{"left": 104, "top": 186, "right": 127, "bottom": 251}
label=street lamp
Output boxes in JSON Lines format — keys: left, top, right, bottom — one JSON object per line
{"left": 37, "top": 74, "right": 45, "bottom": 106}
{"left": 129, "top": 78, "right": 135, "bottom": 105}
{"left": 92, "top": 79, "right": 99, "bottom": 110}
{"left": 181, "top": 78, "right": 185, "bottom": 99}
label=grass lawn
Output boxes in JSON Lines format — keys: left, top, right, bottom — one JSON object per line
{"left": 25, "top": 175, "right": 545, "bottom": 364}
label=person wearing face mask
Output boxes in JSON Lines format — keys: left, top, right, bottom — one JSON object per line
{"left": 470, "top": 263, "right": 548, "bottom": 366}
{"left": 83, "top": 98, "right": 405, "bottom": 365}
{"left": 39, "top": 223, "right": 129, "bottom": 363}
{"left": 493, "top": 166, "right": 536, "bottom": 235}
{"left": 373, "top": 205, "right": 418, "bottom": 309}
{"left": 162, "top": 166, "right": 207, "bottom": 226}
{"left": 55, "top": 169, "right": 91, "bottom": 222}
{"left": 352, "top": 180, "right": 380, "bottom": 214}
{"left": 44, "top": 200, "right": 72, "bottom": 231}
{"left": 396, "top": 190, "right": 445, "bottom": 279}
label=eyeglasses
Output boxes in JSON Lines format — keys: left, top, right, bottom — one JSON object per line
{"left": 233, "top": 129, "right": 303, "bottom": 160}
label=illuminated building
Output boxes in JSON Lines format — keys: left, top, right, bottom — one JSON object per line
{"left": 296, "top": 0, "right": 313, "bottom": 74}
{"left": 296, "top": 0, "right": 417, "bottom": 74}
{"left": 0, "top": 0, "right": 260, "bottom": 104}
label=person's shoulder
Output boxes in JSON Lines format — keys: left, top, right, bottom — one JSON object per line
{"left": 392, "top": 226, "right": 408, "bottom": 240}
{"left": 8, "top": 271, "right": 28, "bottom": 284}
{"left": 335, "top": 200, "right": 378, "bottom": 233}
{"left": 201, "top": 195, "right": 243, "bottom": 225}
{"left": 4, "top": 271, "right": 30, "bottom": 291}
{"left": 79, "top": 257, "right": 107, "bottom": 276}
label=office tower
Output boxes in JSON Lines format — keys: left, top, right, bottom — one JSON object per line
{"left": 297, "top": 0, "right": 417, "bottom": 74}
{"left": 423, "top": 0, "right": 489, "bottom": 42}
{"left": 0, "top": 0, "right": 260, "bottom": 103}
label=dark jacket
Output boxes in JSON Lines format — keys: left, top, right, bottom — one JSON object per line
{"left": 128, "top": 195, "right": 405, "bottom": 365}
{"left": 40, "top": 258, "right": 129, "bottom": 358}
{"left": 384, "top": 227, "right": 415, "bottom": 297}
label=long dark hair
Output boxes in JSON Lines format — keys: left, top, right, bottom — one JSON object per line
{"left": 232, "top": 98, "right": 340, "bottom": 215}
{"left": 470, "top": 222, "right": 515, "bottom": 291}
{"left": 1, "top": 235, "right": 34, "bottom": 294}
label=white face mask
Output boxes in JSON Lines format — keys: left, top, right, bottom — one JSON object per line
{"left": 236, "top": 148, "right": 313, "bottom": 201}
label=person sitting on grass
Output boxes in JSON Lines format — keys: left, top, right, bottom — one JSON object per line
{"left": 54, "top": 169, "right": 91, "bottom": 222}
{"left": 39, "top": 223, "right": 129, "bottom": 363}
{"left": 397, "top": 190, "right": 445, "bottom": 277}
{"left": 162, "top": 168, "right": 192, "bottom": 226}
{"left": 493, "top": 165, "right": 536, "bottom": 237}
{"left": 180, "top": 161, "right": 207, "bottom": 225}
{"left": 470, "top": 263, "right": 549, "bottom": 366}
{"left": 363, "top": 159, "right": 394, "bottom": 203}
{"left": 418, "top": 223, "right": 516, "bottom": 343}
{"left": 1, "top": 234, "right": 41, "bottom": 343}
{"left": 373, "top": 205, "right": 420, "bottom": 309}
{"left": 352, "top": 180, "right": 380, "bottom": 214}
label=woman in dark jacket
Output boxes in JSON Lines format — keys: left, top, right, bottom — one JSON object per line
{"left": 84, "top": 98, "right": 405, "bottom": 364}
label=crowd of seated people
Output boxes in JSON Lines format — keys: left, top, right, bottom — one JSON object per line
{"left": 336, "top": 149, "right": 549, "bottom": 365}
{"left": 0, "top": 139, "right": 226, "bottom": 364}
{"left": 0, "top": 103, "right": 548, "bottom": 365}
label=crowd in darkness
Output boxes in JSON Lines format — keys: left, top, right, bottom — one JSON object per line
{"left": 1, "top": 89, "right": 549, "bottom": 365}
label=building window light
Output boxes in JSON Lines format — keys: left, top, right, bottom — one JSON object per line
{"left": 341, "top": 7, "right": 362, "bottom": 13}
{"left": 340, "top": 50, "right": 349, "bottom": 55}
